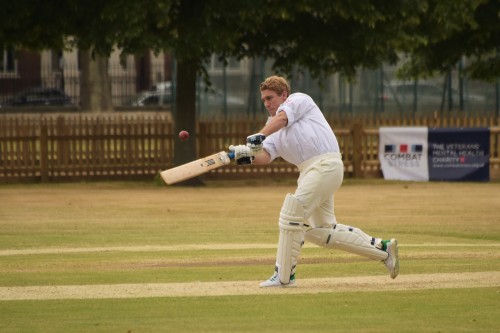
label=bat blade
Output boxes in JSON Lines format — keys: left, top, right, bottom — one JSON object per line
{"left": 160, "top": 151, "right": 231, "bottom": 185}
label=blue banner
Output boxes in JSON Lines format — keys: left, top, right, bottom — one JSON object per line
{"left": 428, "top": 128, "right": 490, "bottom": 181}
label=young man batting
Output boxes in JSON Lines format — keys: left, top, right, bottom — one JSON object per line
{"left": 229, "top": 75, "right": 399, "bottom": 287}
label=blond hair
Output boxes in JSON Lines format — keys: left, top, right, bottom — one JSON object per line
{"left": 260, "top": 76, "right": 291, "bottom": 97}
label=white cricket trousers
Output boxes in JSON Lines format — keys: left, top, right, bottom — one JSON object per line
{"left": 294, "top": 153, "right": 343, "bottom": 228}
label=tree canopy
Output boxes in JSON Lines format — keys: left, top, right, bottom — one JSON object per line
{"left": 2, "top": 1, "right": 498, "bottom": 80}
{"left": 397, "top": 0, "right": 500, "bottom": 81}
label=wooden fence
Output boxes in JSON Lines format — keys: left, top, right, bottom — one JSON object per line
{"left": 1, "top": 113, "right": 499, "bottom": 183}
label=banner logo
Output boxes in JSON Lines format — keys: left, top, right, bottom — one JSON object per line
{"left": 383, "top": 144, "right": 423, "bottom": 167}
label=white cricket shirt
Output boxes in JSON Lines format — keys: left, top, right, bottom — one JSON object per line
{"left": 263, "top": 92, "right": 340, "bottom": 166}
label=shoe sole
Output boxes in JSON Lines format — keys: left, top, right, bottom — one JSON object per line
{"left": 259, "top": 281, "right": 297, "bottom": 288}
{"left": 260, "top": 284, "right": 297, "bottom": 288}
{"left": 389, "top": 238, "right": 399, "bottom": 279}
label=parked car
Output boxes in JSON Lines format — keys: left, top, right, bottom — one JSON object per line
{"left": 0, "top": 87, "right": 73, "bottom": 108}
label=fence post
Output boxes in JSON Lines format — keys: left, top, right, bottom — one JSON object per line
{"left": 40, "top": 123, "right": 48, "bottom": 182}
{"left": 56, "top": 116, "right": 66, "bottom": 165}
{"left": 352, "top": 122, "right": 363, "bottom": 178}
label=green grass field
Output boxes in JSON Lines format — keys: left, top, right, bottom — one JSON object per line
{"left": 0, "top": 179, "right": 499, "bottom": 332}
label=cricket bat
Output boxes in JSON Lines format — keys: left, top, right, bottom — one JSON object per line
{"left": 160, "top": 151, "right": 234, "bottom": 185}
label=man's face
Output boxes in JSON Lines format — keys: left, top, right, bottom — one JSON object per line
{"left": 260, "top": 89, "right": 287, "bottom": 117}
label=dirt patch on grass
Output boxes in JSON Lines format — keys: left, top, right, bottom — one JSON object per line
{"left": 1, "top": 271, "right": 499, "bottom": 300}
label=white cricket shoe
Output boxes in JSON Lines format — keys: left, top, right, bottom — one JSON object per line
{"left": 384, "top": 239, "right": 399, "bottom": 279}
{"left": 259, "top": 273, "right": 297, "bottom": 288}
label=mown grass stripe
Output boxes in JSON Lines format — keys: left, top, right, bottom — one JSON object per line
{"left": 1, "top": 243, "right": 499, "bottom": 256}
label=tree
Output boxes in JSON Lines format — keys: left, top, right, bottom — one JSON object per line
{"left": 235, "top": 0, "right": 420, "bottom": 78}
{"left": 397, "top": 0, "right": 500, "bottom": 81}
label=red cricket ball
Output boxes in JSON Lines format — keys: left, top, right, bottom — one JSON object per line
{"left": 178, "top": 130, "right": 190, "bottom": 141}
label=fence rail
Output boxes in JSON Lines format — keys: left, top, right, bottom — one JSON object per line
{"left": 1, "top": 113, "right": 499, "bottom": 183}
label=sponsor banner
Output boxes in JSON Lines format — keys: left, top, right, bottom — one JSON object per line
{"left": 428, "top": 128, "right": 490, "bottom": 181}
{"left": 379, "top": 127, "right": 490, "bottom": 181}
{"left": 379, "top": 127, "right": 429, "bottom": 181}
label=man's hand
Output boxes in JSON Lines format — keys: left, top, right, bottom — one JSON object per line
{"left": 229, "top": 145, "right": 254, "bottom": 165}
{"left": 246, "top": 133, "right": 266, "bottom": 153}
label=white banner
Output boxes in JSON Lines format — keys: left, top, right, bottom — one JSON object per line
{"left": 379, "top": 127, "right": 429, "bottom": 181}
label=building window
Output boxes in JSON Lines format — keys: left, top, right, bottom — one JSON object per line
{"left": 0, "top": 49, "right": 17, "bottom": 75}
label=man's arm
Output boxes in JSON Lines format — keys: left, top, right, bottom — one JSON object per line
{"left": 252, "top": 111, "right": 288, "bottom": 164}
{"left": 252, "top": 149, "right": 272, "bottom": 165}
{"left": 247, "top": 111, "right": 288, "bottom": 154}
{"left": 243, "top": 111, "right": 288, "bottom": 164}
{"left": 259, "top": 111, "right": 288, "bottom": 136}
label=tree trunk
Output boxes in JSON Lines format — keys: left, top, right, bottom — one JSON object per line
{"left": 80, "top": 49, "right": 113, "bottom": 112}
{"left": 172, "top": 58, "right": 203, "bottom": 186}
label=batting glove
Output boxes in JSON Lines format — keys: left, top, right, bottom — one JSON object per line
{"left": 246, "top": 133, "right": 266, "bottom": 153}
{"left": 229, "top": 145, "right": 254, "bottom": 165}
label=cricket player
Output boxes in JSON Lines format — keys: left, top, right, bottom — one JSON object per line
{"left": 229, "top": 75, "right": 399, "bottom": 287}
